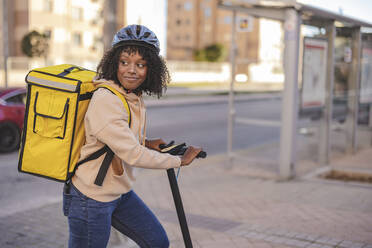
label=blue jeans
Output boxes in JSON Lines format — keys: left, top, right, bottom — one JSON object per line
{"left": 63, "top": 183, "right": 169, "bottom": 248}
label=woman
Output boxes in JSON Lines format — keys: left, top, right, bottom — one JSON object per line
{"left": 63, "top": 24, "right": 202, "bottom": 248}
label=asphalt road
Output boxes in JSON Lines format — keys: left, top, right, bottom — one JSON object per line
{"left": 0, "top": 96, "right": 281, "bottom": 218}
{"left": 146, "top": 97, "right": 281, "bottom": 155}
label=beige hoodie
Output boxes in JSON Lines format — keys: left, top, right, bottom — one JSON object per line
{"left": 72, "top": 80, "right": 181, "bottom": 202}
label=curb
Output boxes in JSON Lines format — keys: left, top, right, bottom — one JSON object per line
{"left": 301, "top": 165, "right": 372, "bottom": 189}
{"left": 144, "top": 92, "right": 282, "bottom": 108}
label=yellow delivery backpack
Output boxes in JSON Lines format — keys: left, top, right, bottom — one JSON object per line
{"left": 18, "top": 64, "right": 131, "bottom": 185}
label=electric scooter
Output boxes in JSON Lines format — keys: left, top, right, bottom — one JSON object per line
{"left": 160, "top": 141, "right": 207, "bottom": 248}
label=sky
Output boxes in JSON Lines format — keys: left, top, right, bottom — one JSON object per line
{"left": 126, "top": 0, "right": 167, "bottom": 56}
{"left": 124, "top": 0, "right": 372, "bottom": 56}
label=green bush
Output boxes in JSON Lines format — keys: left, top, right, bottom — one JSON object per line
{"left": 193, "top": 43, "right": 226, "bottom": 62}
{"left": 205, "top": 44, "right": 225, "bottom": 62}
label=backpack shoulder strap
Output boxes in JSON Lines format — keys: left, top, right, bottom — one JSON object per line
{"left": 88, "top": 85, "right": 132, "bottom": 187}
{"left": 97, "top": 84, "right": 131, "bottom": 127}
{"left": 66, "top": 84, "right": 133, "bottom": 188}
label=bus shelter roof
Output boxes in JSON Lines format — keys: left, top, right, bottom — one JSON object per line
{"left": 218, "top": 0, "right": 372, "bottom": 28}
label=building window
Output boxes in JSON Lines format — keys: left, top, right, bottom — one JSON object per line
{"left": 204, "top": 7, "right": 211, "bottom": 18}
{"left": 72, "top": 7, "right": 83, "bottom": 21}
{"left": 176, "top": 19, "right": 181, "bottom": 25}
{"left": 93, "top": 35, "right": 102, "bottom": 49}
{"left": 94, "top": 35, "right": 103, "bottom": 44}
{"left": 73, "top": 33, "right": 82, "bottom": 46}
{"left": 224, "top": 16, "right": 232, "bottom": 24}
{"left": 184, "top": 2, "right": 193, "bottom": 11}
{"left": 44, "top": 29, "right": 52, "bottom": 39}
{"left": 44, "top": 0, "right": 53, "bottom": 12}
{"left": 176, "top": 3, "right": 182, "bottom": 10}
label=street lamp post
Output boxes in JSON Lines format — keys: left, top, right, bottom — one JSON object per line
{"left": 2, "top": 0, "right": 9, "bottom": 88}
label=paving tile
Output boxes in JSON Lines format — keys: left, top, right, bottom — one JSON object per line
{"left": 2, "top": 148, "right": 372, "bottom": 247}
{"left": 339, "top": 240, "right": 357, "bottom": 248}
{"left": 307, "top": 243, "right": 324, "bottom": 248}
{"left": 348, "top": 242, "right": 367, "bottom": 248}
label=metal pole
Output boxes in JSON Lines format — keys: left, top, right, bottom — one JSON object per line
{"left": 318, "top": 22, "right": 335, "bottom": 165}
{"left": 166, "top": 169, "right": 193, "bottom": 248}
{"left": 369, "top": 105, "right": 372, "bottom": 146}
{"left": 279, "top": 8, "right": 300, "bottom": 179}
{"left": 2, "top": 0, "right": 9, "bottom": 88}
{"left": 345, "top": 27, "right": 362, "bottom": 154}
{"left": 227, "top": 10, "right": 237, "bottom": 166}
{"left": 103, "top": 0, "right": 117, "bottom": 51}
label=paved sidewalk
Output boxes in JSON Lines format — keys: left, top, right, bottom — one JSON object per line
{"left": 133, "top": 150, "right": 372, "bottom": 248}
{"left": 1, "top": 146, "right": 372, "bottom": 248}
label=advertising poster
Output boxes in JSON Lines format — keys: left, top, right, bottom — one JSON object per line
{"left": 360, "top": 48, "right": 372, "bottom": 104}
{"left": 301, "top": 38, "right": 328, "bottom": 108}
{"left": 236, "top": 16, "right": 253, "bottom": 32}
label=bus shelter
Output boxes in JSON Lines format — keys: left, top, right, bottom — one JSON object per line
{"left": 219, "top": 0, "right": 372, "bottom": 179}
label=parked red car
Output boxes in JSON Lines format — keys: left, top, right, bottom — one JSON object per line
{"left": 0, "top": 87, "right": 27, "bottom": 152}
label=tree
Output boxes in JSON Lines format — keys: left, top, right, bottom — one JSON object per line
{"left": 21, "top": 31, "right": 49, "bottom": 58}
{"left": 193, "top": 43, "right": 226, "bottom": 62}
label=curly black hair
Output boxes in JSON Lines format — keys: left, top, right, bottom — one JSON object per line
{"left": 96, "top": 45, "right": 170, "bottom": 98}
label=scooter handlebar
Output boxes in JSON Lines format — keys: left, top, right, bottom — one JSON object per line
{"left": 159, "top": 141, "right": 207, "bottom": 159}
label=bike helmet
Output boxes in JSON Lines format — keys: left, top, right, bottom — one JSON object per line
{"left": 112, "top": 24, "right": 160, "bottom": 54}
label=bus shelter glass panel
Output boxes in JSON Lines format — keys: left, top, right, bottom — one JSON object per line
{"left": 232, "top": 17, "right": 283, "bottom": 178}
{"left": 357, "top": 34, "right": 372, "bottom": 151}
{"left": 327, "top": 34, "right": 352, "bottom": 156}
{"left": 297, "top": 25, "right": 329, "bottom": 175}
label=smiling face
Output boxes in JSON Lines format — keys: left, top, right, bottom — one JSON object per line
{"left": 116, "top": 51, "right": 148, "bottom": 91}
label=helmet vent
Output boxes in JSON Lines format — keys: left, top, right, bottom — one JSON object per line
{"left": 126, "top": 29, "right": 133, "bottom": 37}
{"left": 136, "top": 25, "right": 141, "bottom": 36}
{"left": 143, "top": 32, "right": 151, "bottom": 38}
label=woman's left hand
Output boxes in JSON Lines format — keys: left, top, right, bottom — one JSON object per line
{"left": 145, "top": 139, "right": 166, "bottom": 152}
{"left": 180, "top": 146, "right": 203, "bottom": 166}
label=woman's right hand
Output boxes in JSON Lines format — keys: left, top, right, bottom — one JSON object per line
{"left": 180, "top": 146, "right": 202, "bottom": 166}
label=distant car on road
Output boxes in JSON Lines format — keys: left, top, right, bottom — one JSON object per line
{"left": 0, "top": 87, "right": 27, "bottom": 152}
